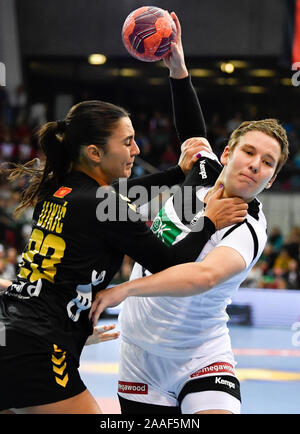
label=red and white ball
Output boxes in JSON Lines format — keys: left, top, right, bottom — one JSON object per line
{"left": 122, "top": 6, "right": 176, "bottom": 62}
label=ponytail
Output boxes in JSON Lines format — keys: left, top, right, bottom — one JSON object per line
{"left": 2, "top": 120, "right": 74, "bottom": 217}
{"left": 2, "top": 99, "right": 129, "bottom": 217}
{"left": 39, "top": 120, "right": 74, "bottom": 183}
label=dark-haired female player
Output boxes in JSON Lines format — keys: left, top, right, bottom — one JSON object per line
{"left": 0, "top": 91, "right": 247, "bottom": 412}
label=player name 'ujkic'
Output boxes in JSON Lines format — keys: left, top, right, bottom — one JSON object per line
{"left": 37, "top": 201, "right": 67, "bottom": 233}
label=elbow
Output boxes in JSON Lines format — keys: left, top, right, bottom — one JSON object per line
{"left": 190, "top": 268, "right": 217, "bottom": 295}
{"left": 202, "top": 271, "right": 218, "bottom": 292}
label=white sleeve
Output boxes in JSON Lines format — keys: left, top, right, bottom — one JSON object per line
{"left": 217, "top": 222, "right": 267, "bottom": 269}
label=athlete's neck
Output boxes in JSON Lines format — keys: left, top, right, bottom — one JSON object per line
{"left": 74, "top": 164, "right": 110, "bottom": 186}
{"left": 205, "top": 181, "right": 254, "bottom": 204}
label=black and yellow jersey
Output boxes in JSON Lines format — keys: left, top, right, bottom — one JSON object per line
{"left": 0, "top": 164, "right": 216, "bottom": 361}
{"left": 0, "top": 75, "right": 216, "bottom": 362}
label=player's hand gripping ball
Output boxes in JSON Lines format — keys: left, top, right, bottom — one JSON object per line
{"left": 122, "top": 6, "right": 177, "bottom": 62}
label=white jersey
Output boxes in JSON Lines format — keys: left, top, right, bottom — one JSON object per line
{"left": 119, "top": 154, "right": 268, "bottom": 362}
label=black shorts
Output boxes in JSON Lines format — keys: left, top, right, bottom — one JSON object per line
{"left": 0, "top": 329, "right": 86, "bottom": 411}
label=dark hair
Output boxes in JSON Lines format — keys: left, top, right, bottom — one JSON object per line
{"left": 3, "top": 100, "right": 129, "bottom": 216}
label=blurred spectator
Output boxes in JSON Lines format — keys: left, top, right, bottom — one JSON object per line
{"left": 0, "top": 85, "right": 10, "bottom": 124}
{"left": 272, "top": 267, "right": 287, "bottom": 289}
{"left": 17, "top": 135, "right": 35, "bottom": 163}
{"left": 273, "top": 247, "right": 293, "bottom": 273}
{"left": 160, "top": 144, "right": 178, "bottom": 169}
{"left": 0, "top": 131, "right": 17, "bottom": 162}
{"left": 13, "top": 122, "right": 31, "bottom": 143}
{"left": 148, "top": 111, "right": 171, "bottom": 166}
{"left": 259, "top": 243, "right": 277, "bottom": 275}
{"left": 149, "top": 110, "right": 169, "bottom": 132}
{"left": 283, "top": 259, "right": 300, "bottom": 289}
{"left": 0, "top": 190, "right": 16, "bottom": 245}
{"left": 268, "top": 227, "right": 283, "bottom": 253}
{"left": 134, "top": 111, "right": 148, "bottom": 135}
{"left": 226, "top": 111, "right": 243, "bottom": 134}
{"left": 1, "top": 247, "right": 18, "bottom": 281}
{"left": 10, "top": 83, "right": 28, "bottom": 125}
{"left": 284, "top": 226, "right": 300, "bottom": 260}
{"left": 259, "top": 267, "right": 287, "bottom": 289}
{"left": 242, "top": 262, "right": 263, "bottom": 288}
{"left": 28, "top": 102, "right": 47, "bottom": 127}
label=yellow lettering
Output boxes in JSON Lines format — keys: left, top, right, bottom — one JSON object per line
{"left": 36, "top": 201, "right": 67, "bottom": 234}
{"left": 55, "top": 206, "right": 67, "bottom": 234}
{"left": 18, "top": 229, "right": 66, "bottom": 283}
{"left": 37, "top": 201, "right": 49, "bottom": 227}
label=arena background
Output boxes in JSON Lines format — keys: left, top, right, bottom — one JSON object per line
{"left": 0, "top": 0, "right": 300, "bottom": 415}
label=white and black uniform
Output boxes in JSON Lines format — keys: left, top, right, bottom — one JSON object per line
{"left": 118, "top": 150, "right": 268, "bottom": 414}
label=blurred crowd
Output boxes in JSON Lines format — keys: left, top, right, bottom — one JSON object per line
{"left": 132, "top": 108, "right": 300, "bottom": 190}
{"left": 242, "top": 226, "right": 300, "bottom": 290}
{"left": 0, "top": 83, "right": 300, "bottom": 289}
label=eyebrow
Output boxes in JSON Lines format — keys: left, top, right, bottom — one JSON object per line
{"left": 243, "top": 143, "right": 277, "bottom": 162}
{"left": 123, "top": 135, "right": 134, "bottom": 143}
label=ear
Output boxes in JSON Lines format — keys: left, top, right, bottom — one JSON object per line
{"left": 265, "top": 174, "right": 277, "bottom": 190}
{"left": 220, "top": 145, "right": 230, "bottom": 166}
{"left": 85, "top": 145, "right": 103, "bottom": 163}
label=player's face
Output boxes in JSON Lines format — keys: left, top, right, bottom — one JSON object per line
{"left": 221, "top": 130, "right": 281, "bottom": 202}
{"left": 101, "top": 116, "right": 140, "bottom": 182}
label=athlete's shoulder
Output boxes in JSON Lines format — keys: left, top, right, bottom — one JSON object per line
{"left": 40, "top": 171, "right": 100, "bottom": 207}
{"left": 220, "top": 200, "right": 267, "bottom": 245}
{"left": 217, "top": 204, "right": 267, "bottom": 267}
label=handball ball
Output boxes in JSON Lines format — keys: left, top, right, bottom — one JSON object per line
{"left": 122, "top": 6, "right": 176, "bottom": 62}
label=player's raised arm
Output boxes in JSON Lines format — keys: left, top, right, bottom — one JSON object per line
{"left": 163, "top": 12, "right": 188, "bottom": 80}
{"left": 165, "top": 12, "right": 207, "bottom": 142}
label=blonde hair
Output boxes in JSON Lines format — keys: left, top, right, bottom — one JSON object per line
{"left": 227, "top": 119, "right": 289, "bottom": 176}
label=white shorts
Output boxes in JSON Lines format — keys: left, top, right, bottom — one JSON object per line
{"left": 118, "top": 340, "right": 241, "bottom": 414}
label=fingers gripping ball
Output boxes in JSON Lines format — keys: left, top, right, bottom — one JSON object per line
{"left": 122, "top": 6, "right": 177, "bottom": 62}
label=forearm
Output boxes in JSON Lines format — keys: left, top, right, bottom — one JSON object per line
{"left": 116, "top": 216, "right": 215, "bottom": 275}
{"left": 90, "top": 246, "right": 245, "bottom": 325}
{"left": 0, "top": 278, "right": 11, "bottom": 293}
{"left": 91, "top": 261, "right": 213, "bottom": 325}
{"left": 125, "top": 262, "right": 213, "bottom": 298}
{"left": 170, "top": 75, "right": 207, "bottom": 142}
{"left": 114, "top": 165, "right": 185, "bottom": 205}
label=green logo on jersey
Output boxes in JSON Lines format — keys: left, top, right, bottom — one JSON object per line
{"left": 151, "top": 205, "right": 182, "bottom": 246}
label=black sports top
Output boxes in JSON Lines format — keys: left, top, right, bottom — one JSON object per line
{"left": 0, "top": 76, "right": 216, "bottom": 361}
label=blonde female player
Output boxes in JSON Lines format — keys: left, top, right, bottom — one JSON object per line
{"left": 90, "top": 118, "right": 289, "bottom": 415}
